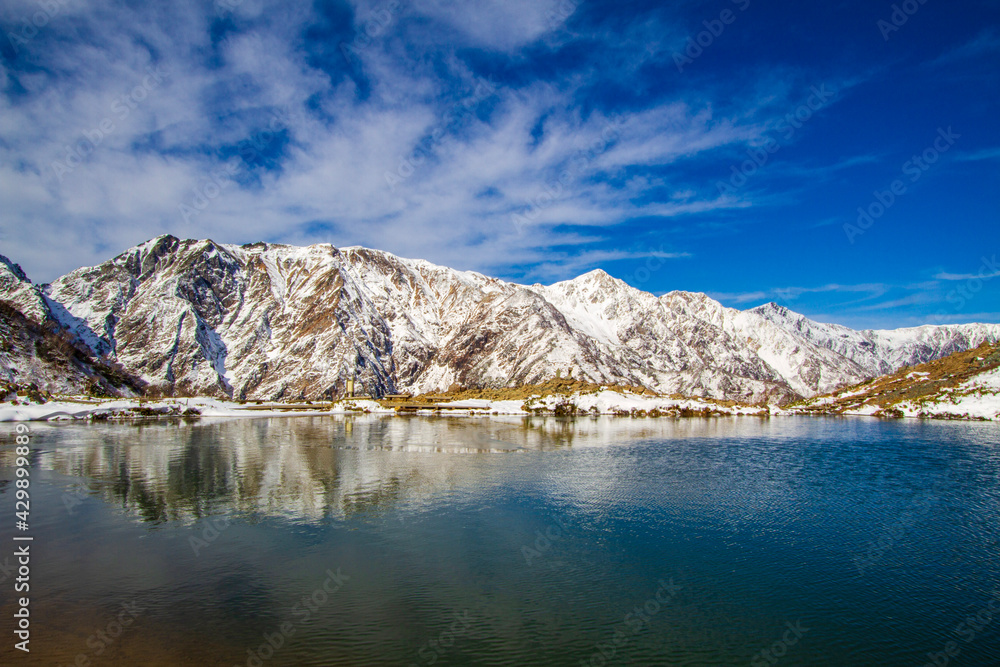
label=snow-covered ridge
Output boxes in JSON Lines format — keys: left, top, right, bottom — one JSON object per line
{"left": 3, "top": 235, "right": 1000, "bottom": 404}
{"left": 788, "top": 340, "right": 1000, "bottom": 420}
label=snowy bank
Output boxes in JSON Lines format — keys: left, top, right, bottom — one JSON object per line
{"left": 0, "top": 390, "right": 771, "bottom": 422}
{"left": 0, "top": 396, "right": 392, "bottom": 422}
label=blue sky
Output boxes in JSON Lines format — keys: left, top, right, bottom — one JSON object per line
{"left": 0, "top": 0, "right": 997, "bottom": 329}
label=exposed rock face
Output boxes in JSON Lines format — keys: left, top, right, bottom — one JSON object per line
{"left": 0, "top": 255, "right": 144, "bottom": 396}
{"left": 0, "top": 254, "right": 50, "bottom": 325}
{"left": 749, "top": 302, "right": 995, "bottom": 377}
{"left": 4, "top": 237, "right": 1000, "bottom": 403}
{"left": 44, "top": 238, "right": 395, "bottom": 400}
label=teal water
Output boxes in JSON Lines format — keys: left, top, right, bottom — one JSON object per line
{"left": 1, "top": 416, "right": 999, "bottom": 666}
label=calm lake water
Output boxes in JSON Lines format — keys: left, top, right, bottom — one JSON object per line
{"left": 1, "top": 415, "right": 999, "bottom": 666}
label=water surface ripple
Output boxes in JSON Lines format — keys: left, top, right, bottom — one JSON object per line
{"left": 1, "top": 415, "right": 998, "bottom": 666}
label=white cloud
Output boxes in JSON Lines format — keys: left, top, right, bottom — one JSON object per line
{"left": 0, "top": 0, "right": 842, "bottom": 285}
{"left": 710, "top": 283, "right": 888, "bottom": 305}
{"left": 406, "top": 0, "right": 575, "bottom": 51}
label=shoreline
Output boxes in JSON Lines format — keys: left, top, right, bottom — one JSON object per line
{"left": 1, "top": 388, "right": 995, "bottom": 422}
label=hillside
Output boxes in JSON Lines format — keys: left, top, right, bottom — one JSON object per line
{"left": 0, "top": 256, "right": 145, "bottom": 398}
{"left": 788, "top": 340, "right": 1000, "bottom": 420}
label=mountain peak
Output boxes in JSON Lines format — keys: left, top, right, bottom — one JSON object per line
{"left": 0, "top": 254, "right": 30, "bottom": 284}
{"left": 750, "top": 302, "right": 803, "bottom": 322}
{"left": 558, "top": 268, "right": 629, "bottom": 292}
{"left": 0, "top": 253, "right": 52, "bottom": 326}
{"left": 754, "top": 302, "right": 788, "bottom": 314}
{"left": 579, "top": 268, "right": 611, "bottom": 279}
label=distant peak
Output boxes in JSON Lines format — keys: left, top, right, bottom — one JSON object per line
{"left": 134, "top": 234, "right": 181, "bottom": 256}
{"left": 143, "top": 234, "right": 179, "bottom": 248}
{"left": 573, "top": 268, "right": 618, "bottom": 285}
{"left": 753, "top": 302, "right": 790, "bottom": 315}
{"left": 0, "top": 254, "right": 30, "bottom": 283}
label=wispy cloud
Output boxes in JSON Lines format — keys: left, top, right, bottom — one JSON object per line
{"left": 0, "top": 0, "right": 996, "bottom": 331}
{"left": 711, "top": 265, "right": 1000, "bottom": 328}
{"left": 953, "top": 147, "right": 1000, "bottom": 163}
{"left": 518, "top": 248, "right": 691, "bottom": 283}
{"left": 928, "top": 29, "right": 1000, "bottom": 68}
{"left": 935, "top": 270, "right": 1000, "bottom": 281}
{"left": 710, "top": 282, "right": 887, "bottom": 305}
{"left": 0, "top": 0, "right": 822, "bottom": 283}
{"left": 856, "top": 293, "right": 936, "bottom": 311}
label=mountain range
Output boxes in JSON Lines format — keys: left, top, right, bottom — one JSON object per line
{"left": 2, "top": 235, "right": 998, "bottom": 404}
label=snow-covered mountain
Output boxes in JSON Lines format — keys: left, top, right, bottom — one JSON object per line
{"left": 3, "top": 236, "right": 999, "bottom": 403}
{"left": 749, "top": 302, "right": 995, "bottom": 378}
{"left": 0, "top": 255, "right": 144, "bottom": 396}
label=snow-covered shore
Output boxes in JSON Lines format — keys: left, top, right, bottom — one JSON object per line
{"left": 0, "top": 389, "right": 772, "bottom": 422}
{"left": 792, "top": 367, "right": 1000, "bottom": 421}
{"left": 4, "top": 382, "right": 995, "bottom": 423}
{"left": 0, "top": 396, "right": 396, "bottom": 422}
{"left": 784, "top": 345, "right": 1000, "bottom": 422}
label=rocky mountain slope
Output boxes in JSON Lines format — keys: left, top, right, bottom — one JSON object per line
{"left": 2, "top": 236, "right": 999, "bottom": 403}
{"left": 750, "top": 303, "right": 993, "bottom": 377}
{"left": 0, "top": 256, "right": 144, "bottom": 396}
{"left": 788, "top": 340, "right": 1000, "bottom": 420}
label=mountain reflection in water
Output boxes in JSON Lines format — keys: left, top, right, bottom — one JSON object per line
{"left": 2, "top": 415, "right": 999, "bottom": 666}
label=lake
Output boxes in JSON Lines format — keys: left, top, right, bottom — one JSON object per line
{"left": 1, "top": 415, "right": 999, "bottom": 666}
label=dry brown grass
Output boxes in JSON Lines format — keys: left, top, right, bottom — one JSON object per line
{"left": 792, "top": 340, "right": 1000, "bottom": 415}
{"left": 410, "top": 378, "right": 657, "bottom": 402}
{"left": 401, "top": 380, "right": 752, "bottom": 412}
